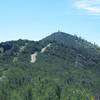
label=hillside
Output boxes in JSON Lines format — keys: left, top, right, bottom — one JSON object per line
{"left": 0, "top": 32, "right": 100, "bottom": 100}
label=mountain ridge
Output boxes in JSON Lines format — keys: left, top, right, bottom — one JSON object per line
{"left": 0, "top": 32, "right": 100, "bottom": 100}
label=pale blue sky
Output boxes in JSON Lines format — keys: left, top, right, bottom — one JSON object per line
{"left": 0, "top": 0, "right": 100, "bottom": 45}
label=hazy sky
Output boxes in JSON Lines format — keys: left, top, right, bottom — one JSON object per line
{"left": 0, "top": 0, "right": 100, "bottom": 45}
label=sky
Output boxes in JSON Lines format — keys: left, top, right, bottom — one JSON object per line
{"left": 0, "top": 0, "right": 100, "bottom": 45}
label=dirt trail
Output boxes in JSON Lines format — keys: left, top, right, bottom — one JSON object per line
{"left": 41, "top": 43, "right": 52, "bottom": 53}
{"left": 13, "top": 43, "right": 28, "bottom": 63}
{"left": 30, "top": 43, "right": 51, "bottom": 64}
{"left": 30, "top": 52, "right": 38, "bottom": 63}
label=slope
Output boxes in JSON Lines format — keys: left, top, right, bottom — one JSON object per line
{"left": 0, "top": 32, "right": 100, "bottom": 100}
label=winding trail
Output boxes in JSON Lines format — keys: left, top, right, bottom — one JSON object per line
{"left": 41, "top": 43, "right": 52, "bottom": 53}
{"left": 30, "top": 52, "right": 38, "bottom": 63}
{"left": 13, "top": 43, "right": 28, "bottom": 63}
{"left": 30, "top": 43, "right": 51, "bottom": 63}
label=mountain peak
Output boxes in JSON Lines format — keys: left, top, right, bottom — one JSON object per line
{"left": 52, "top": 31, "right": 68, "bottom": 34}
{"left": 41, "top": 31, "right": 77, "bottom": 46}
{"left": 51, "top": 31, "right": 70, "bottom": 37}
